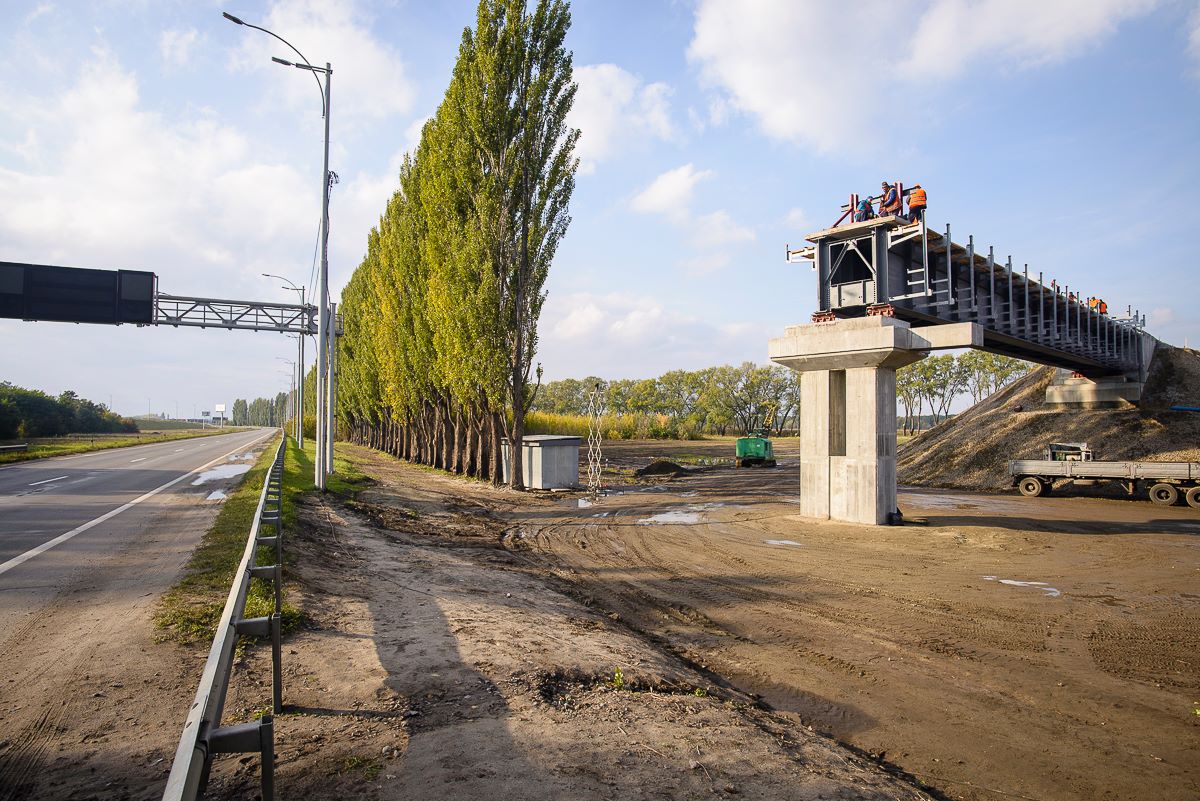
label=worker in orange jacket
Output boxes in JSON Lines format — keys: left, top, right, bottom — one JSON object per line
{"left": 879, "top": 181, "right": 902, "bottom": 216}
{"left": 907, "top": 184, "right": 927, "bottom": 224}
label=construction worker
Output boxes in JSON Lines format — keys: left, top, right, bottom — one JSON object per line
{"left": 854, "top": 196, "right": 875, "bottom": 222}
{"left": 1098, "top": 299, "right": 1108, "bottom": 315}
{"left": 879, "top": 181, "right": 902, "bottom": 217}
{"left": 907, "top": 183, "right": 927, "bottom": 224}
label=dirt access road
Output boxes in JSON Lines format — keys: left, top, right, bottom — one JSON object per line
{"left": 514, "top": 438, "right": 1199, "bottom": 801}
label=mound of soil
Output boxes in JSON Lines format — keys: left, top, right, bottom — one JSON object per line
{"left": 897, "top": 345, "right": 1200, "bottom": 490}
{"left": 635, "top": 460, "right": 692, "bottom": 478}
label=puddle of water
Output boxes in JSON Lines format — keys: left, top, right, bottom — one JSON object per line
{"left": 680, "top": 491, "right": 700, "bottom": 498}
{"left": 578, "top": 498, "right": 593, "bottom": 508}
{"left": 638, "top": 511, "right": 702, "bottom": 525}
{"left": 635, "top": 501, "right": 743, "bottom": 525}
{"left": 982, "top": 575, "right": 1062, "bottom": 598}
{"left": 206, "top": 489, "right": 228, "bottom": 501}
{"left": 765, "top": 539, "right": 802, "bottom": 546}
{"left": 591, "top": 512, "right": 612, "bottom": 518}
{"left": 191, "top": 463, "right": 252, "bottom": 486}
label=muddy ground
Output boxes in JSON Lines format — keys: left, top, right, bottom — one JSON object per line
{"left": 519, "top": 438, "right": 1199, "bottom": 801}
{"left": 207, "top": 445, "right": 927, "bottom": 800}
{"left": 7, "top": 436, "right": 1195, "bottom": 800}
{"left": 212, "top": 437, "right": 1198, "bottom": 800}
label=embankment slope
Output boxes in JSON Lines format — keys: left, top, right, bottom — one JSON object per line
{"left": 897, "top": 345, "right": 1200, "bottom": 490}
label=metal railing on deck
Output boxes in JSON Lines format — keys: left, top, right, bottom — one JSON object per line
{"left": 163, "top": 433, "right": 288, "bottom": 801}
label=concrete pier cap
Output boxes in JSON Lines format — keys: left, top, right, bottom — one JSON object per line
{"left": 769, "top": 316, "right": 982, "bottom": 525}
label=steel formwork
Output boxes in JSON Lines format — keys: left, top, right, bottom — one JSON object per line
{"left": 788, "top": 216, "right": 1149, "bottom": 378}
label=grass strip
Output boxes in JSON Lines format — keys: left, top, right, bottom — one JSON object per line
{"left": 155, "top": 435, "right": 369, "bottom": 646}
{"left": 155, "top": 434, "right": 302, "bottom": 644}
{"left": 0, "top": 428, "right": 243, "bottom": 465}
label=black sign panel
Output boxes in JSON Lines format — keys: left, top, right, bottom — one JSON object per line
{"left": 0, "top": 262, "right": 156, "bottom": 325}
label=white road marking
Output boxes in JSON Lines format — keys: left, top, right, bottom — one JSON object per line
{"left": 130, "top": 457, "right": 147, "bottom": 463}
{"left": 28, "top": 475, "right": 69, "bottom": 486}
{"left": 173, "top": 448, "right": 185, "bottom": 452}
{"left": 0, "top": 432, "right": 274, "bottom": 578}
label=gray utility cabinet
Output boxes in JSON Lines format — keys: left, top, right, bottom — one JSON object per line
{"left": 501, "top": 435, "right": 581, "bottom": 489}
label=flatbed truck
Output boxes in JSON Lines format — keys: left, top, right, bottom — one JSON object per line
{"left": 1009, "top": 444, "right": 1200, "bottom": 509}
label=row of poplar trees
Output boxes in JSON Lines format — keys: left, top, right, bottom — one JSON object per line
{"left": 336, "top": 0, "right": 578, "bottom": 488}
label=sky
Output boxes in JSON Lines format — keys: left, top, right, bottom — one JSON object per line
{"left": 1, "top": 0, "right": 1198, "bottom": 417}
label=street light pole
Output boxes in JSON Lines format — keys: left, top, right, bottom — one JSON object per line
{"left": 315, "top": 62, "right": 332, "bottom": 489}
{"left": 224, "top": 11, "right": 332, "bottom": 490}
{"left": 263, "top": 274, "right": 307, "bottom": 449}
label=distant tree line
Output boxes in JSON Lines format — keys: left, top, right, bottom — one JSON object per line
{"left": 230, "top": 393, "right": 289, "bottom": 428}
{"left": 896, "top": 352, "right": 1030, "bottom": 434}
{"left": 530, "top": 352, "right": 1031, "bottom": 440}
{"left": 0, "top": 384, "right": 138, "bottom": 439}
{"left": 530, "top": 363, "right": 800, "bottom": 438}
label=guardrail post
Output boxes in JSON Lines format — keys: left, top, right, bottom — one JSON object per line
{"left": 271, "top": 612, "right": 283, "bottom": 714}
{"left": 208, "top": 716, "right": 275, "bottom": 801}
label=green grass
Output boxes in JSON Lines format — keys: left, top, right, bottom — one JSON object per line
{"left": 284, "top": 440, "right": 371, "bottom": 522}
{"left": 155, "top": 434, "right": 303, "bottom": 645}
{"left": 0, "top": 428, "right": 238, "bottom": 465}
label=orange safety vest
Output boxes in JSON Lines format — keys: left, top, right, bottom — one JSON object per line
{"left": 881, "top": 185, "right": 901, "bottom": 213}
{"left": 1098, "top": 301, "right": 1107, "bottom": 314}
{"left": 908, "top": 186, "right": 927, "bottom": 208}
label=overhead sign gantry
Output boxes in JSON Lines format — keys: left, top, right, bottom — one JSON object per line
{"left": 0, "top": 261, "right": 315, "bottom": 334}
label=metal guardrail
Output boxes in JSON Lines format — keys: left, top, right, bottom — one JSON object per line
{"left": 163, "top": 434, "right": 288, "bottom": 801}
{"left": 0, "top": 443, "right": 29, "bottom": 452}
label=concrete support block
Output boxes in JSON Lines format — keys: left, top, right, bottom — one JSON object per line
{"left": 799, "top": 371, "right": 831, "bottom": 520}
{"left": 771, "top": 317, "right": 925, "bottom": 526}
{"left": 1044, "top": 370, "right": 1144, "bottom": 409}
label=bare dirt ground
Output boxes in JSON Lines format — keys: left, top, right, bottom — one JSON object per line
{"left": 207, "top": 445, "right": 928, "bottom": 800}
{"left": 516, "top": 438, "right": 1199, "bottom": 801}
{"left": 9, "top": 432, "right": 1193, "bottom": 800}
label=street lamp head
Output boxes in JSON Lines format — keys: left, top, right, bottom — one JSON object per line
{"left": 271, "top": 56, "right": 295, "bottom": 67}
{"left": 222, "top": 12, "right": 245, "bottom": 25}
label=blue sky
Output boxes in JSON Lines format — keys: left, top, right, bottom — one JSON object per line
{"left": 1, "top": 0, "right": 1198, "bottom": 416}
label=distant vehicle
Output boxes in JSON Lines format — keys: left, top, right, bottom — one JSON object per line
{"left": 1009, "top": 442, "right": 1200, "bottom": 509}
{"left": 735, "top": 404, "right": 777, "bottom": 468}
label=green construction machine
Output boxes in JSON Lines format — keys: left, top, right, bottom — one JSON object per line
{"left": 735, "top": 404, "right": 777, "bottom": 468}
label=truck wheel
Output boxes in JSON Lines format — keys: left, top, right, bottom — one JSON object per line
{"left": 1185, "top": 486, "right": 1200, "bottom": 510}
{"left": 1149, "top": 483, "right": 1179, "bottom": 506}
{"left": 1018, "top": 477, "right": 1045, "bottom": 498}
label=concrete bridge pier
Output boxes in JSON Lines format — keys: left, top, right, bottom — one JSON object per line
{"left": 771, "top": 316, "right": 980, "bottom": 525}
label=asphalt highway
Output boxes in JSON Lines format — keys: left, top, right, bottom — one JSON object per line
{"left": 0, "top": 428, "right": 275, "bottom": 576}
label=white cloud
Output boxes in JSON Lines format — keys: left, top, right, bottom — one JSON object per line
{"left": 1149, "top": 307, "right": 1175, "bottom": 327}
{"left": 229, "top": 0, "right": 415, "bottom": 124}
{"left": 631, "top": 163, "right": 711, "bottom": 220}
{"left": 160, "top": 28, "right": 200, "bottom": 67}
{"left": 569, "top": 63, "right": 675, "bottom": 173}
{"left": 540, "top": 292, "right": 774, "bottom": 378}
{"left": 0, "top": 48, "right": 313, "bottom": 295}
{"left": 783, "top": 207, "right": 810, "bottom": 230}
{"left": 688, "top": 0, "right": 1162, "bottom": 153}
{"left": 631, "top": 165, "right": 755, "bottom": 272}
{"left": 1189, "top": 5, "right": 1200, "bottom": 71}
{"left": 905, "top": 0, "right": 1160, "bottom": 77}
{"left": 24, "top": 3, "right": 54, "bottom": 25}
{"left": 692, "top": 210, "right": 754, "bottom": 249}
